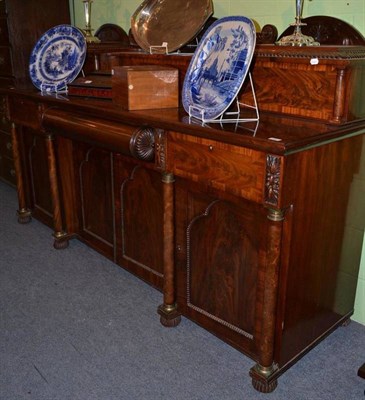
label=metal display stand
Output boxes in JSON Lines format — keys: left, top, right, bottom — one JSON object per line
{"left": 188, "top": 72, "right": 259, "bottom": 124}
{"left": 40, "top": 83, "right": 68, "bottom": 94}
{"left": 149, "top": 43, "right": 169, "bottom": 54}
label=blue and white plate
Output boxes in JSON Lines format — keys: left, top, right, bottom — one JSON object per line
{"left": 182, "top": 16, "right": 256, "bottom": 121}
{"left": 29, "top": 25, "right": 86, "bottom": 92}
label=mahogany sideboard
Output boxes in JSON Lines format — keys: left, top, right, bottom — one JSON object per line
{"left": 3, "top": 48, "right": 365, "bottom": 394}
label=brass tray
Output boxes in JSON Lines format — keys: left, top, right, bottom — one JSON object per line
{"left": 131, "top": 0, "right": 214, "bottom": 53}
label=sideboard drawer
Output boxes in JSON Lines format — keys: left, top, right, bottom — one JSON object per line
{"left": 167, "top": 132, "right": 266, "bottom": 203}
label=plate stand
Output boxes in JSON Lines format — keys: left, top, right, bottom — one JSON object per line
{"left": 40, "top": 83, "right": 68, "bottom": 94}
{"left": 149, "top": 43, "right": 168, "bottom": 54}
{"left": 188, "top": 73, "right": 259, "bottom": 124}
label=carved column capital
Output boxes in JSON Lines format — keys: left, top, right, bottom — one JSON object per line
{"left": 161, "top": 172, "right": 175, "bottom": 184}
{"left": 265, "top": 155, "right": 282, "bottom": 207}
{"left": 267, "top": 208, "right": 285, "bottom": 222}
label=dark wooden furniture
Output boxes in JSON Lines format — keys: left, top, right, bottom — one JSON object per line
{"left": 0, "top": 0, "right": 70, "bottom": 89}
{"left": 95, "top": 23, "right": 130, "bottom": 45}
{"left": 4, "top": 45, "right": 365, "bottom": 394}
{"left": 0, "top": 0, "right": 70, "bottom": 194}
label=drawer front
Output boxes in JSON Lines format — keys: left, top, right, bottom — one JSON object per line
{"left": 0, "top": 17, "right": 9, "bottom": 44}
{"left": 0, "top": 129, "right": 12, "bottom": 157}
{"left": 167, "top": 132, "right": 266, "bottom": 203}
{"left": 8, "top": 96, "right": 42, "bottom": 129}
{"left": 0, "top": 46, "right": 12, "bottom": 75}
{"left": 0, "top": 154, "right": 16, "bottom": 185}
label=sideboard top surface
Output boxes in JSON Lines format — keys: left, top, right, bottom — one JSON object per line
{"left": 6, "top": 88, "right": 365, "bottom": 156}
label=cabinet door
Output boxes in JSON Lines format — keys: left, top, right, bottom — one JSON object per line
{"left": 114, "top": 154, "right": 164, "bottom": 289}
{"left": 175, "top": 179, "right": 268, "bottom": 359}
{"left": 73, "top": 142, "right": 115, "bottom": 260}
{"left": 21, "top": 128, "right": 53, "bottom": 227}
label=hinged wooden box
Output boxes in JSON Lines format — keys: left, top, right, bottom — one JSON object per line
{"left": 112, "top": 65, "right": 179, "bottom": 110}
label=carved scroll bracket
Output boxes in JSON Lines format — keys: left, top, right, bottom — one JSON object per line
{"left": 264, "top": 154, "right": 282, "bottom": 207}
{"left": 154, "top": 129, "right": 167, "bottom": 171}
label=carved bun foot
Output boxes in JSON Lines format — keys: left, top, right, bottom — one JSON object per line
{"left": 249, "top": 363, "right": 278, "bottom": 393}
{"left": 157, "top": 304, "right": 181, "bottom": 328}
{"left": 53, "top": 231, "right": 69, "bottom": 250}
{"left": 251, "top": 376, "right": 278, "bottom": 393}
{"left": 17, "top": 208, "right": 32, "bottom": 224}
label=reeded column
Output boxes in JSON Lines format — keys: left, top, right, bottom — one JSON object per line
{"left": 45, "top": 134, "right": 69, "bottom": 249}
{"left": 10, "top": 123, "right": 31, "bottom": 223}
{"left": 250, "top": 208, "right": 285, "bottom": 393}
{"left": 157, "top": 172, "right": 181, "bottom": 327}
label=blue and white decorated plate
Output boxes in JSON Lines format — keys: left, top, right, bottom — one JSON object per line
{"left": 182, "top": 16, "right": 256, "bottom": 121}
{"left": 29, "top": 25, "right": 86, "bottom": 92}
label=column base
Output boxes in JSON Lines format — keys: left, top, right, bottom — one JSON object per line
{"left": 249, "top": 363, "right": 278, "bottom": 393}
{"left": 157, "top": 304, "right": 181, "bottom": 328}
{"left": 17, "top": 208, "right": 32, "bottom": 224}
{"left": 53, "top": 231, "right": 69, "bottom": 250}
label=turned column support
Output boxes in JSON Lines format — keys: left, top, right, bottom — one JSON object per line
{"left": 250, "top": 207, "right": 285, "bottom": 393}
{"left": 45, "top": 134, "right": 69, "bottom": 249}
{"left": 10, "top": 122, "right": 32, "bottom": 223}
{"left": 157, "top": 172, "right": 181, "bottom": 327}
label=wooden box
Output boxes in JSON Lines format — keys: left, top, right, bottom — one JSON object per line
{"left": 112, "top": 65, "right": 179, "bottom": 110}
{"left": 68, "top": 72, "right": 112, "bottom": 99}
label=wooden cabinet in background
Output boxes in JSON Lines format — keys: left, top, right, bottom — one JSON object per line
{"left": 1, "top": 0, "right": 70, "bottom": 89}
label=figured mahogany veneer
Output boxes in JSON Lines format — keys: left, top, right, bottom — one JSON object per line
{"left": 167, "top": 132, "right": 267, "bottom": 203}
{"left": 241, "top": 45, "right": 365, "bottom": 124}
